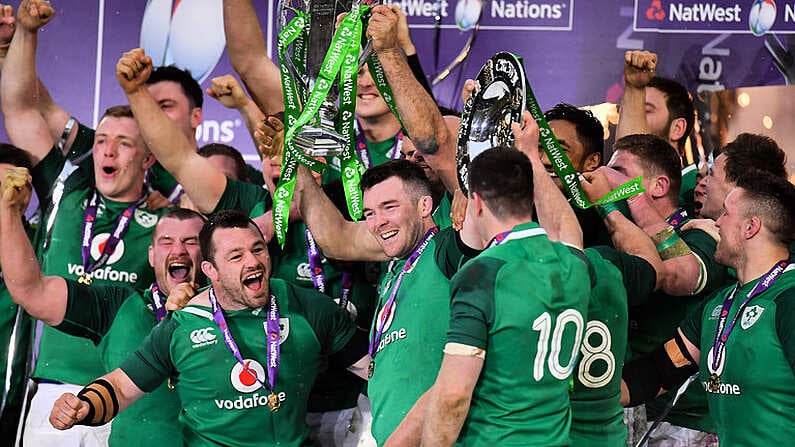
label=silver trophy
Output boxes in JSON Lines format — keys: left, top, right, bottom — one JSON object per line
{"left": 277, "top": 0, "right": 375, "bottom": 157}
{"left": 456, "top": 52, "right": 527, "bottom": 195}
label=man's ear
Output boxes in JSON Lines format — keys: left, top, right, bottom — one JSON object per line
{"left": 668, "top": 117, "right": 687, "bottom": 143}
{"left": 582, "top": 152, "right": 601, "bottom": 173}
{"left": 190, "top": 107, "right": 203, "bottom": 132}
{"left": 201, "top": 260, "right": 218, "bottom": 282}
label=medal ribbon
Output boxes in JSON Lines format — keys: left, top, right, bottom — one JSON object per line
{"left": 339, "top": 271, "right": 354, "bottom": 310}
{"left": 80, "top": 190, "right": 146, "bottom": 279}
{"left": 354, "top": 126, "right": 404, "bottom": 169}
{"left": 368, "top": 227, "right": 438, "bottom": 358}
{"left": 524, "top": 76, "right": 644, "bottom": 209}
{"left": 274, "top": 8, "right": 369, "bottom": 247}
{"left": 305, "top": 229, "right": 327, "bottom": 295}
{"left": 209, "top": 287, "right": 280, "bottom": 392}
{"left": 150, "top": 283, "right": 167, "bottom": 323}
{"left": 666, "top": 208, "right": 689, "bottom": 231}
{"left": 710, "top": 259, "right": 790, "bottom": 373}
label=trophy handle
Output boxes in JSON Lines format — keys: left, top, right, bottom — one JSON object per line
{"left": 276, "top": 0, "right": 310, "bottom": 90}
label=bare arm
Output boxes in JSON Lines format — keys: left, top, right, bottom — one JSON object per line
{"left": 222, "top": 0, "right": 283, "bottom": 116}
{"left": 383, "top": 389, "right": 431, "bottom": 447}
{"left": 49, "top": 368, "right": 145, "bottom": 430}
{"left": 295, "top": 165, "right": 387, "bottom": 261}
{"left": 368, "top": 5, "right": 458, "bottom": 194}
{"left": 0, "top": 0, "right": 55, "bottom": 165}
{"left": 206, "top": 74, "right": 268, "bottom": 157}
{"left": 615, "top": 50, "right": 656, "bottom": 140}
{"left": 0, "top": 167, "right": 67, "bottom": 325}
{"left": 116, "top": 48, "right": 228, "bottom": 214}
{"left": 420, "top": 354, "right": 483, "bottom": 446}
{"left": 513, "top": 110, "right": 584, "bottom": 249}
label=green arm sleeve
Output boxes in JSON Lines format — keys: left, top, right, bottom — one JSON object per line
{"left": 54, "top": 279, "right": 135, "bottom": 345}
{"left": 774, "top": 288, "right": 795, "bottom": 374}
{"left": 30, "top": 146, "right": 67, "bottom": 200}
{"left": 119, "top": 316, "right": 179, "bottom": 393}
{"left": 679, "top": 297, "right": 709, "bottom": 350}
{"left": 434, "top": 227, "right": 481, "bottom": 280}
{"left": 680, "top": 228, "right": 730, "bottom": 294}
{"left": 592, "top": 245, "right": 657, "bottom": 307}
{"left": 288, "top": 282, "right": 357, "bottom": 356}
{"left": 212, "top": 178, "right": 273, "bottom": 218}
{"left": 446, "top": 258, "right": 500, "bottom": 350}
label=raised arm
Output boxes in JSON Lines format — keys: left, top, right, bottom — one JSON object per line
{"left": 513, "top": 111, "right": 584, "bottom": 249}
{"left": 222, "top": 0, "right": 283, "bottom": 116}
{"left": 295, "top": 165, "right": 387, "bottom": 261}
{"left": 615, "top": 50, "right": 656, "bottom": 140}
{"left": 49, "top": 368, "right": 145, "bottom": 431}
{"left": 0, "top": 167, "right": 68, "bottom": 325}
{"left": 367, "top": 5, "right": 458, "bottom": 194}
{"left": 0, "top": 0, "right": 56, "bottom": 165}
{"left": 116, "top": 48, "right": 228, "bottom": 214}
{"left": 206, "top": 74, "right": 268, "bottom": 157}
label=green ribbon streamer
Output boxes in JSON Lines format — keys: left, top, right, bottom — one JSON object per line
{"left": 366, "top": 51, "right": 406, "bottom": 133}
{"left": 273, "top": 8, "right": 369, "bottom": 246}
{"left": 524, "top": 73, "right": 643, "bottom": 208}
{"left": 336, "top": 4, "right": 366, "bottom": 221}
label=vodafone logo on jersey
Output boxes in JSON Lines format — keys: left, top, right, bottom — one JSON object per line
{"left": 375, "top": 301, "right": 396, "bottom": 334}
{"left": 230, "top": 359, "right": 266, "bottom": 393}
{"left": 91, "top": 233, "right": 125, "bottom": 265}
{"left": 140, "top": 0, "right": 226, "bottom": 83}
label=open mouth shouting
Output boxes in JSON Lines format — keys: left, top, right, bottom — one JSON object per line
{"left": 242, "top": 270, "right": 265, "bottom": 294}
{"left": 168, "top": 259, "right": 192, "bottom": 283}
{"left": 101, "top": 165, "right": 118, "bottom": 178}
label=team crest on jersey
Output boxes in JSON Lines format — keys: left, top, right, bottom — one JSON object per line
{"left": 709, "top": 304, "right": 722, "bottom": 320}
{"left": 134, "top": 209, "right": 159, "bottom": 228}
{"left": 741, "top": 305, "right": 765, "bottom": 330}
{"left": 278, "top": 318, "right": 289, "bottom": 344}
{"left": 230, "top": 359, "right": 266, "bottom": 393}
{"left": 90, "top": 234, "right": 125, "bottom": 264}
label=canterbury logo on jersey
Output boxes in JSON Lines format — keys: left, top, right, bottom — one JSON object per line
{"left": 190, "top": 327, "right": 218, "bottom": 348}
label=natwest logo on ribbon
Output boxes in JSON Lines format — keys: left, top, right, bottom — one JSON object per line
{"left": 634, "top": 0, "right": 795, "bottom": 35}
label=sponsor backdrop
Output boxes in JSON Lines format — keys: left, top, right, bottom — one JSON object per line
{"left": 2, "top": 0, "right": 792, "bottom": 164}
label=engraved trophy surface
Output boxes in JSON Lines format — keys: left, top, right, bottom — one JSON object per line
{"left": 278, "top": 0, "right": 354, "bottom": 157}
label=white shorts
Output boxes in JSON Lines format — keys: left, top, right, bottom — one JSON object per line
{"left": 22, "top": 382, "right": 111, "bottom": 447}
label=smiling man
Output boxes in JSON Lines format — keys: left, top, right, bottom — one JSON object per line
{"left": 48, "top": 210, "right": 370, "bottom": 447}
{"left": 0, "top": 165, "right": 205, "bottom": 446}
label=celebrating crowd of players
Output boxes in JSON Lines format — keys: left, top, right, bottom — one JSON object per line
{"left": 0, "top": 0, "right": 793, "bottom": 446}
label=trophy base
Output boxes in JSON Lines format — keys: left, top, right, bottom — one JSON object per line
{"left": 294, "top": 126, "right": 348, "bottom": 157}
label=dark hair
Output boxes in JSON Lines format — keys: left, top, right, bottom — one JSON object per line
{"left": 0, "top": 143, "right": 33, "bottom": 170}
{"left": 360, "top": 159, "right": 432, "bottom": 201}
{"left": 152, "top": 208, "right": 207, "bottom": 243}
{"left": 147, "top": 65, "right": 203, "bottom": 109}
{"left": 647, "top": 77, "right": 694, "bottom": 151}
{"left": 199, "top": 210, "right": 263, "bottom": 264}
{"left": 613, "top": 134, "right": 682, "bottom": 197}
{"left": 198, "top": 143, "right": 249, "bottom": 182}
{"left": 735, "top": 170, "right": 795, "bottom": 244}
{"left": 101, "top": 105, "right": 134, "bottom": 120}
{"left": 469, "top": 148, "right": 534, "bottom": 219}
{"left": 714, "top": 133, "right": 787, "bottom": 183}
{"left": 544, "top": 103, "right": 604, "bottom": 162}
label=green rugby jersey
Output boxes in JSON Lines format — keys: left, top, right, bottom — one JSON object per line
{"left": 630, "top": 225, "right": 730, "bottom": 433}
{"left": 56, "top": 280, "right": 181, "bottom": 446}
{"left": 369, "top": 227, "right": 474, "bottom": 445}
{"left": 432, "top": 191, "right": 453, "bottom": 230}
{"left": 571, "top": 247, "right": 656, "bottom": 446}
{"left": 121, "top": 278, "right": 357, "bottom": 446}
{"left": 322, "top": 136, "right": 398, "bottom": 185}
{"left": 271, "top": 222, "right": 376, "bottom": 412}
{"left": 679, "top": 164, "right": 697, "bottom": 216}
{"left": 446, "top": 222, "right": 590, "bottom": 446}
{"left": 680, "top": 266, "right": 795, "bottom": 445}
{"left": 32, "top": 147, "right": 165, "bottom": 385}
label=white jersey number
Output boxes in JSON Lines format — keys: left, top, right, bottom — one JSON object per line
{"left": 532, "top": 309, "right": 584, "bottom": 381}
{"left": 577, "top": 320, "right": 616, "bottom": 389}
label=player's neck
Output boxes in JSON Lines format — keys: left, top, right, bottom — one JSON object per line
{"left": 736, "top": 243, "right": 790, "bottom": 286}
{"left": 483, "top": 214, "right": 531, "bottom": 243}
{"left": 358, "top": 114, "right": 401, "bottom": 143}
